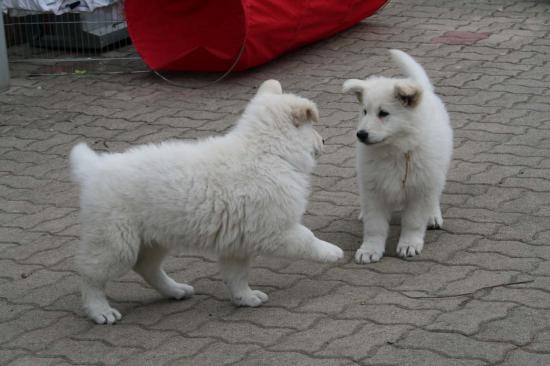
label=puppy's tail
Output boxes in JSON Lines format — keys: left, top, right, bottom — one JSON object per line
{"left": 389, "top": 49, "right": 433, "bottom": 92}
{"left": 70, "top": 143, "right": 100, "bottom": 183}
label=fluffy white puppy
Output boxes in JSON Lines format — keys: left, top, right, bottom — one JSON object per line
{"left": 70, "top": 80, "right": 344, "bottom": 324}
{"left": 343, "top": 50, "right": 453, "bottom": 264}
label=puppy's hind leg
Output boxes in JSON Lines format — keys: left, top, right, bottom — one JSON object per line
{"left": 76, "top": 224, "right": 139, "bottom": 324}
{"left": 134, "top": 244, "right": 194, "bottom": 300}
{"left": 427, "top": 198, "right": 443, "bottom": 230}
{"left": 219, "top": 255, "right": 268, "bottom": 307}
{"left": 397, "top": 197, "right": 431, "bottom": 258}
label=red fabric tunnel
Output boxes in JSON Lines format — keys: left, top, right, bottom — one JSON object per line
{"left": 125, "top": 0, "right": 389, "bottom": 72}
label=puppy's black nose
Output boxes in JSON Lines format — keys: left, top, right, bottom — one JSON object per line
{"left": 356, "top": 130, "right": 369, "bottom": 143}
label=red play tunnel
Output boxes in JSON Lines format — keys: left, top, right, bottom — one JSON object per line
{"left": 125, "top": 0, "right": 389, "bottom": 72}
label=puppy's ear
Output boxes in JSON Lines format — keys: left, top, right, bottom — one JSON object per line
{"left": 394, "top": 81, "right": 422, "bottom": 108}
{"left": 257, "top": 79, "right": 283, "bottom": 95}
{"left": 343, "top": 79, "right": 365, "bottom": 102}
{"left": 291, "top": 100, "right": 320, "bottom": 127}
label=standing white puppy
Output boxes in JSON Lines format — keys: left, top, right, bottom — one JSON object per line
{"left": 343, "top": 50, "right": 453, "bottom": 264}
{"left": 70, "top": 80, "right": 343, "bottom": 324}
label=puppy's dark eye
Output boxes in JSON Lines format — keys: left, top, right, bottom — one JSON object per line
{"left": 378, "top": 110, "right": 389, "bottom": 118}
{"left": 362, "top": 108, "right": 367, "bottom": 116}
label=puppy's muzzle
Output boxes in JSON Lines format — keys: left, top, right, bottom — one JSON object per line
{"left": 356, "top": 130, "right": 369, "bottom": 143}
{"left": 313, "top": 131, "right": 324, "bottom": 157}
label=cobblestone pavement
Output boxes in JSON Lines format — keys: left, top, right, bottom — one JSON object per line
{"left": 1, "top": 0, "right": 550, "bottom": 364}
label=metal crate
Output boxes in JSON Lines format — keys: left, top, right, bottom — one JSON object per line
{"left": 2, "top": 1, "right": 147, "bottom": 76}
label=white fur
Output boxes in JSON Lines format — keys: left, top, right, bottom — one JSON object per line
{"left": 71, "top": 80, "right": 343, "bottom": 324}
{"left": 344, "top": 50, "right": 453, "bottom": 264}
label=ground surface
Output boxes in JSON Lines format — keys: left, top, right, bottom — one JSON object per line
{"left": 1, "top": 0, "right": 550, "bottom": 365}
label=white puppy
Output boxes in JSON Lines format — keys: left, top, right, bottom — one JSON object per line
{"left": 343, "top": 50, "right": 453, "bottom": 264}
{"left": 70, "top": 80, "right": 344, "bottom": 324}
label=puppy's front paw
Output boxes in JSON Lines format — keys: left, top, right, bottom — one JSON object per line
{"left": 355, "top": 247, "right": 384, "bottom": 264}
{"left": 315, "top": 240, "right": 344, "bottom": 262}
{"left": 87, "top": 305, "right": 122, "bottom": 325}
{"left": 396, "top": 240, "right": 424, "bottom": 258}
{"left": 165, "top": 283, "right": 195, "bottom": 300}
{"left": 232, "top": 290, "right": 269, "bottom": 307}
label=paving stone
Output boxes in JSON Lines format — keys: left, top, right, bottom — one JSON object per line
{"left": 448, "top": 251, "right": 541, "bottom": 272}
{"left": 6, "top": 356, "right": 70, "bottom": 366}
{"left": 498, "top": 349, "right": 550, "bottom": 366}
{"left": 397, "top": 264, "right": 477, "bottom": 293}
{"left": 117, "top": 336, "right": 213, "bottom": 366}
{"left": 144, "top": 297, "right": 234, "bottom": 333}
{"left": 338, "top": 303, "right": 440, "bottom": 327}
{"left": 367, "top": 345, "right": 486, "bottom": 366}
{"left": 38, "top": 338, "right": 142, "bottom": 365}
{"left": 266, "top": 278, "right": 342, "bottom": 308}
{"left": 476, "top": 306, "right": 550, "bottom": 346}
{"left": 436, "top": 269, "right": 518, "bottom": 297}
{"left": 526, "top": 330, "right": 550, "bottom": 353}
{"left": 427, "top": 300, "right": 515, "bottom": 335}
{"left": 238, "top": 349, "right": 351, "bottom": 366}
{"left": 482, "top": 287, "right": 550, "bottom": 309}
{"left": 317, "top": 323, "right": 412, "bottom": 360}
{"left": 182, "top": 342, "right": 260, "bottom": 365}
{"left": 397, "top": 329, "right": 514, "bottom": 363}
{"left": 222, "top": 306, "right": 321, "bottom": 331}
{"left": 0, "top": 349, "right": 27, "bottom": 365}
{"left": 72, "top": 324, "right": 178, "bottom": 349}
{"left": 270, "top": 318, "right": 364, "bottom": 353}
{"left": 469, "top": 239, "right": 550, "bottom": 260}
{"left": 189, "top": 320, "right": 292, "bottom": 346}
{"left": 4, "top": 314, "right": 91, "bottom": 351}
{"left": 492, "top": 216, "right": 549, "bottom": 242}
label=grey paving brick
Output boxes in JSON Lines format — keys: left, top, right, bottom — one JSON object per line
{"left": 338, "top": 303, "right": 439, "bottom": 327}
{"left": 397, "top": 329, "right": 514, "bottom": 363}
{"left": 367, "top": 345, "right": 487, "bottom": 366}
{"left": 185, "top": 342, "right": 261, "bottom": 365}
{"left": 237, "top": 349, "right": 351, "bottom": 366}
{"left": 476, "top": 306, "right": 550, "bottom": 346}
{"left": 6, "top": 356, "right": 70, "bottom": 366}
{"left": 526, "top": 330, "right": 550, "bottom": 353}
{"left": 5, "top": 314, "right": 90, "bottom": 352}
{"left": 426, "top": 300, "right": 515, "bottom": 335}
{"left": 482, "top": 287, "right": 550, "bottom": 309}
{"left": 223, "top": 307, "right": 321, "bottom": 331}
{"left": 270, "top": 318, "right": 364, "bottom": 353}
{"left": 117, "top": 336, "right": 213, "bottom": 366}
{"left": 189, "top": 320, "right": 292, "bottom": 346}
{"left": 38, "top": 338, "right": 142, "bottom": 365}
{"left": 498, "top": 349, "right": 550, "bottom": 366}
{"left": 317, "top": 323, "right": 412, "bottom": 360}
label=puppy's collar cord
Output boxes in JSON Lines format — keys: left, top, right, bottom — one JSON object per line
{"left": 402, "top": 151, "right": 411, "bottom": 189}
